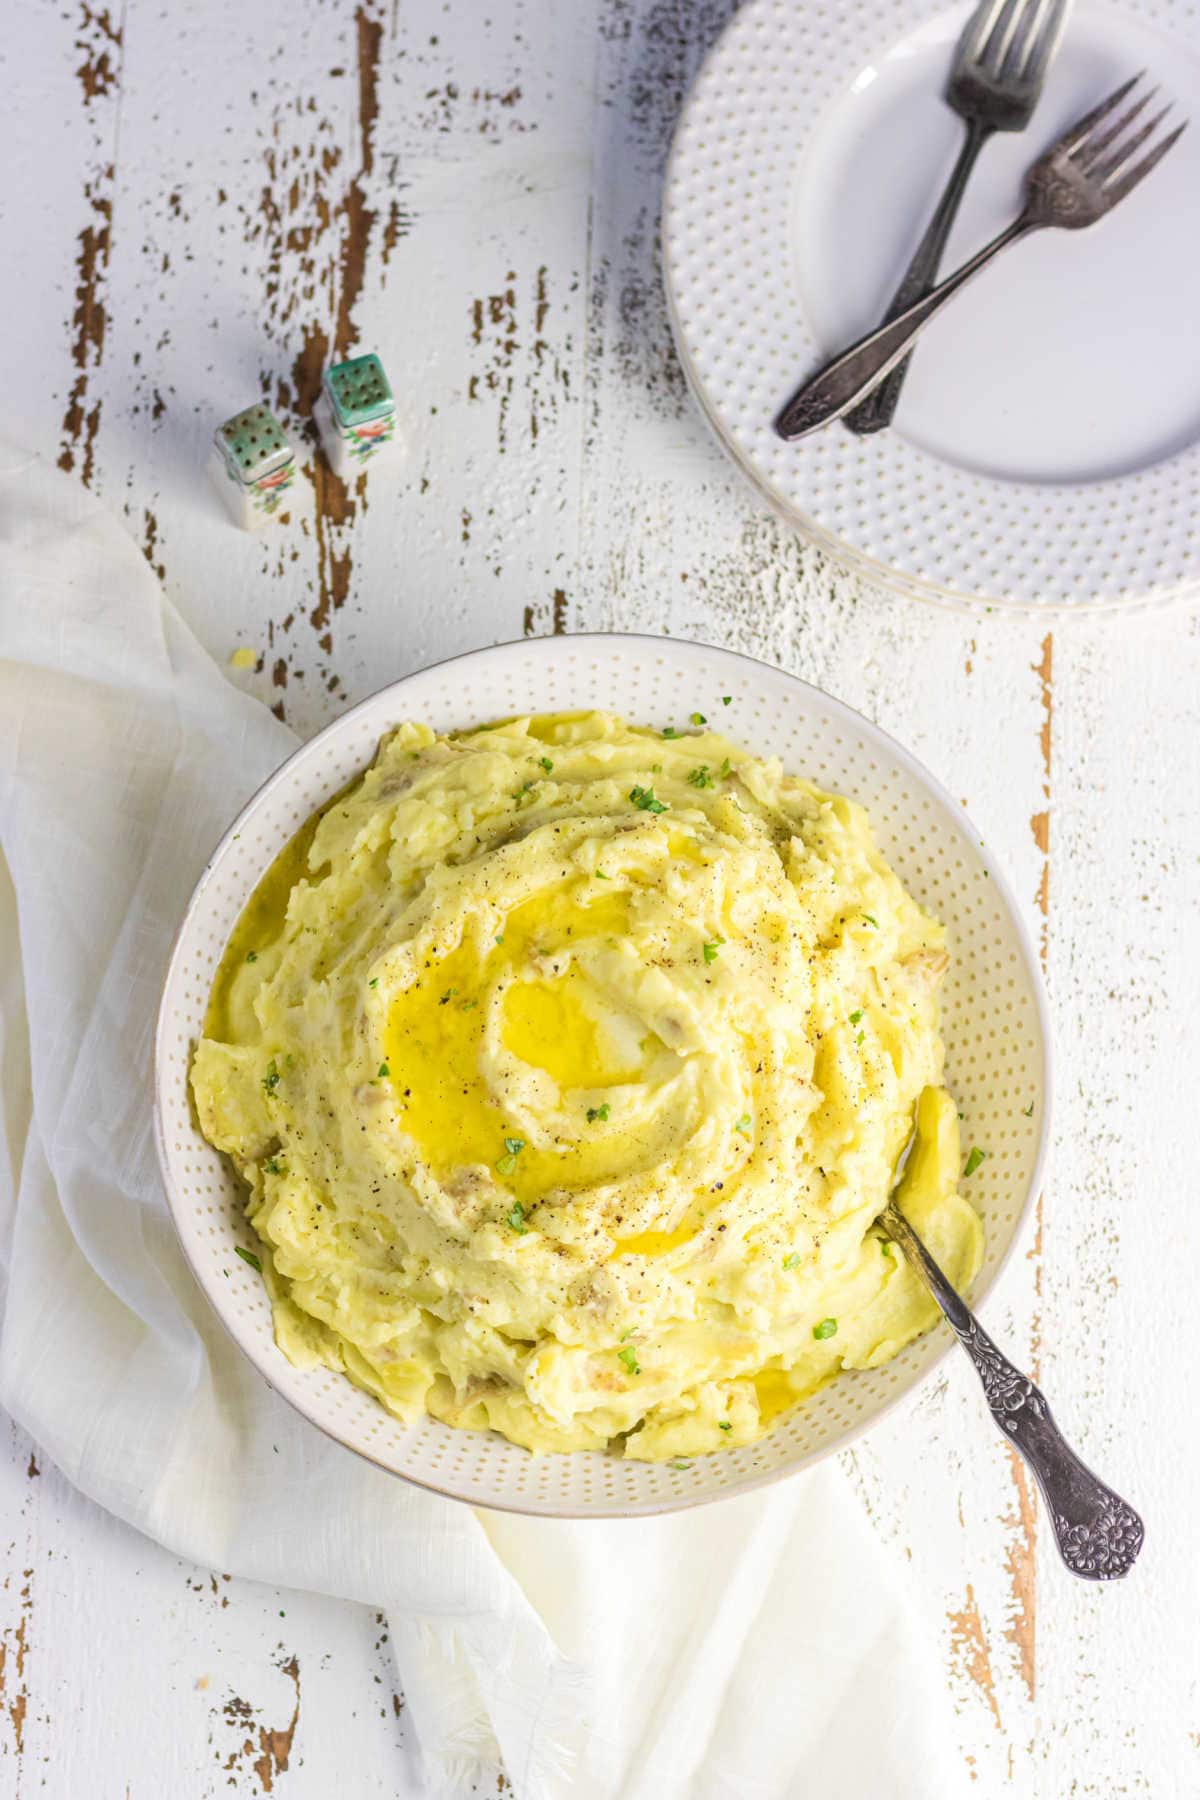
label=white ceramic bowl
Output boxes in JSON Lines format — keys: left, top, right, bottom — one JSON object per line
{"left": 155, "top": 635, "right": 1052, "bottom": 1516}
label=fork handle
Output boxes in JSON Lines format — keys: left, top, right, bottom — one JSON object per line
{"left": 845, "top": 117, "right": 993, "bottom": 436}
{"left": 880, "top": 1204, "right": 1145, "bottom": 1581}
{"left": 775, "top": 214, "right": 1037, "bottom": 441}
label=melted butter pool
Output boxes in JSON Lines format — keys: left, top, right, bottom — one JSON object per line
{"left": 384, "top": 881, "right": 663, "bottom": 1204}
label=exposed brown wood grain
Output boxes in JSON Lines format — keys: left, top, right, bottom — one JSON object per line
{"left": 213, "top": 1653, "right": 301, "bottom": 1793}
{"left": 522, "top": 587, "right": 571, "bottom": 636}
{"left": 381, "top": 194, "right": 412, "bottom": 266}
{"left": 58, "top": 4, "right": 124, "bottom": 485}
{"left": 999, "top": 628, "right": 1054, "bottom": 1708}
{"left": 58, "top": 181, "right": 112, "bottom": 486}
{"left": 253, "top": 1655, "right": 300, "bottom": 1792}
{"left": 244, "top": 0, "right": 392, "bottom": 716}
{"left": 1003, "top": 1457, "right": 1038, "bottom": 1702}
{"left": 1032, "top": 633, "right": 1054, "bottom": 963}
{"left": 0, "top": 1570, "right": 33, "bottom": 1762}
{"left": 73, "top": 3, "right": 122, "bottom": 97}
{"left": 142, "top": 508, "right": 166, "bottom": 584}
{"left": 947, "top": 1584, "right": 1002, "bottom": 1731}
{"left": 468, "top": 275, "right": 519, "bottom": 448}
{"left": 334, "top": 7, "right": 383, "bottom": 363}
{"left": 1030, "top": 630, "right": 1053, "bottom": 1381}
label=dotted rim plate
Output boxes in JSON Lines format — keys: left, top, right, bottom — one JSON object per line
{"left": 663, "top": 0, "right": 1200, "bottom": 614}
{"left": 154, "top": 634, "right": 1053, "bottom": 1516}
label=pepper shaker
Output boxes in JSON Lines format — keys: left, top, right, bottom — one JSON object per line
{"left": 314, "top": 354, "right": 399, "bottom": 475}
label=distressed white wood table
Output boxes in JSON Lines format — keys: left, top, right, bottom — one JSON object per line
{"left": 3, "top": 1, "right": 1196, "bottom": 1794}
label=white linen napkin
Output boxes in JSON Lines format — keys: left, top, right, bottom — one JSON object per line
{"left": 0, "top": 448, "right": 961, "bottom": 1800}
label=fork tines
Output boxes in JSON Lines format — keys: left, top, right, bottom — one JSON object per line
{"left": 965, "top": 0, "right": 1069, "bottom": 88}
{"left": 1065, "top": 73, "right": 1188, "bottom": 197}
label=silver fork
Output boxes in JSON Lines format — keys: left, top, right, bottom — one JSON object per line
{"left": 775, "top": 75, "right": 1186, "bottom": 443}
{"left": 845, "top": 0, "right": 1070, "bottom": 437}
{"left": 880, "top": 1132, "right": 1144, "bottom": 1580}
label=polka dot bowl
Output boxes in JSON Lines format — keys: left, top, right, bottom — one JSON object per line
{"left": 663, "top": 0, "right": 1200, "bottom": 611}
{"left": 154, "top": 634, "right": 1052, "bottom": 1516}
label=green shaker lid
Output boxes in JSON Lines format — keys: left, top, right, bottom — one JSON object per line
{"left": 325, "top": 355, "right": 394, "bottom": 427}
{"left": 216, "top": 405, "right": 293, "bottom": 483}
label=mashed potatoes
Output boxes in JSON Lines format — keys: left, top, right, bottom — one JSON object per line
{"left": 191, "top": 710, "right": 982, "bottom": 1460}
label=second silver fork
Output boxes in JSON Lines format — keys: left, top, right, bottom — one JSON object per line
{"left": 845, "top": 0, "right": 1071, "bottom": 436}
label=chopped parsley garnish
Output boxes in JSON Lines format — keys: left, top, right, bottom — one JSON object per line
{"left": 964, "top": 1146, "right": 987, "bottom": 1178}
{"left": 440, "top": 987, "right": 459, "bottom": 1004}
{"left": 246, "top": 951, "right": 258, "bottom": 963}
{"left": 1023, "top": 1101, "right": 1035, "bottom": 1117}
{"left": 702, "top": 939, "right": 724, "bottom": 963}
{"left": 734, "top": 1113, "right": 752, "bottom": 1136}
{"left": 862, "top": 914, "right": 879, "bottom": 928}
{"left": 783, "top": 1252, "right": 801, "bottom": 1270}
{"left": 719, "top": 1420, "right": 732, "bottom": 1431}
{"left": 262, "top": 1059, "right": 280, "bottom": 1094}
{"left": 856, "top": 1030, "right": 865, "bottom": 1048}
{"left": 377, "top": 1062, "right": 390, "bottom": 1079}
{"left": 235, "top": 1245, "right": 262, "bottom": 1273}
{"left": 630, "top": 785, "right": 667, "bottom": 813}
{"left": 506, "top": 1201, "right": 527, "bottom": 1233}
{"left": 662, "top": 726, "right": 679, "bottom": 738}
{"left": 690, "top": 711, "right": 706, "bottom": 726}
{"left": 368, "top": 977, "right": 378, "bottom": 988}
{"left": 671, "top": 1459, "right": 692, "bottom": 1471}
{"left": 849, "top": 1009, "right": 863, "bottom": 1025}
{"left": 812, "top": 1317, "right": 838, "bottom": 1340}
{"left": 587, "top": 1104, "right": 611, "bottom": 1123}
{"left": 617, "top": 1345, "right": 640, "bottom": 1375}
{"left": 263, "top": 1158, "right": 283, "bottom": 1176}
{"left": 880, "top": 1239, "right": 893, "bottom": 1256}
{"left": 539, "top": 756, "right": 554, "bottom": 772}
{"left": 721, "top": 695, "right": 732, "bottom": 706}
{"left": 459, "top": 998, "right": 478, "bottom": 1012}
{"left": 717, "top": 757, "right": 732, "bottom": 779}
{"left": 687, "top": 765, "right": 713, "bottom": 788}
{"left": 595, "top": 868, "right": 610, "bottom": 879}
{"left": 496, "top": 1138, "right": 526, "bottom": 1176}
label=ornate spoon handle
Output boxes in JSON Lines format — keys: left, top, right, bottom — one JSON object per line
{"left": 881, "top": 1202, "right": 1144, "bottom": 1580}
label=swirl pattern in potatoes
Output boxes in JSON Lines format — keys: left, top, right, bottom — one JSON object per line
{"left": 191, "top": 711, "right": 982, "bottom": 1460}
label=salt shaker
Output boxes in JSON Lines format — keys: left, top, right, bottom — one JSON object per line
{"left": 208, "top": 404, "right": 298, "bottom": 529}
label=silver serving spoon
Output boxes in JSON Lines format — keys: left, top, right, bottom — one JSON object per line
{"left": 883, "top": 1127, "right": 1144, "bottom": 1580}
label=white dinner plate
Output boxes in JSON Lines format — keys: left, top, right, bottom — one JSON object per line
{"left": 664, "top": 0, "right": 1200, "bottom": 612}
{"left": 155, "top": 635, "right": 1051, "bottom": 1515}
